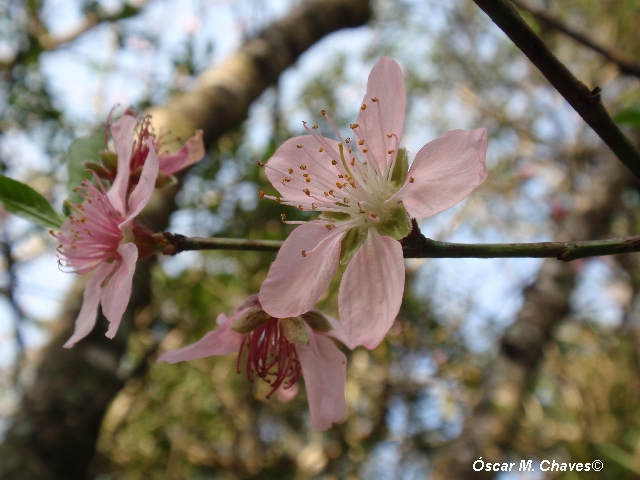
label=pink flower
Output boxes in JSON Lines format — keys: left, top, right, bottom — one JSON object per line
{"left": 258, "top": 57, "right": 488, "bottom": 350}
{"left": 105, "top": 109, "right": 204, "bottom": 181}
{"left": 51, "top": 115, "right": 159, "bottom": 348}
{"left": 157, "top": 295, "right": 350, "bottom": 430}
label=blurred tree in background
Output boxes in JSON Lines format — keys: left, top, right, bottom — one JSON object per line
{"left": 1, "top": 0, "right": 640, "bottom": 479}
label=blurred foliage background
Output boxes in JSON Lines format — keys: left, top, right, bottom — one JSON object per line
{"left": 2, "top": 0, "right": 640, "bottom": 478}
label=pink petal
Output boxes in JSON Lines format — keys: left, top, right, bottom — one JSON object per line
{"left": 399, "top": 128, "right": 488, "bottom": 219}
{"left": 103, "top": 242, "right": 138, "bottom": 339}
{"left": 63, "top": 261, "right": 115, "bottom": 348}
{"left": 265, "top": 136, "right": 343, "bottom": 202}
{"left": 354, "top": 57, "right": 406, "bottom": 170}
{"left": 125, "top": 138, "right": 159, "bottom": 223}
{"left": 318, "top": 313, "right": 355, "bottom": 350}
{"left": 297, "top": 332, "right": 347, "bottom": 430}
{"left": 158, "top": 130, "right": 205, "bottom": 176}
{"left": 156, "top": 312, "right": 245, "bottom": 363}
{"left": 339, "top": 229, "right": 405, "bottom": 349}
{"left": 107, "top": 114, "right": 137, "bottom": 216}
{"left": 259, "top": 222, "right": 342, "bottom": 318}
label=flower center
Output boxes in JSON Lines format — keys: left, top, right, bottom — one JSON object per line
{"left": 52, "top": 175, "right": 125, "bottom": 274}
{"left": 260, "top": 105, "right": 411, "bottom": 242}
{"left": 237, "top": 317, "right": 302, "bottom": 399}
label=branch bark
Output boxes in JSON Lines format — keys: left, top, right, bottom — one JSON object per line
{"left": 472, "top": 0, "right": 640, "bottom": 179}
{"left": 0, "top": 1, "right": 371, "bottom": 479}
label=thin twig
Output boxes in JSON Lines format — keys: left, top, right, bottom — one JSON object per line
{"left": 472, "top": 0, "right": 640, "bottom": 179}
{"left": 158, "top": 229, "right": 640, "bottom": 262}
{"left": 511, "top": 0, "right": 640, "bottom": 80}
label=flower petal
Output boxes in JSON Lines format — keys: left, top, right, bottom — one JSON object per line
{"left": 339, "top": 229, "right": 405, "bottom": 349}
{"left": 297, "top": 332, "right": 347, "bottom": 430}
{"left": 103, "top": 242, "right": 138, "bottom": 339}
{"left": 354, "top": 57, "right": 406, "bottom": 169}
{"left": 158, "top": 130, "right": 205, "bottom": 176}
{"left": 63, "top": 261, "right": 115, "bottom": 348}
{"left": 156, "top": 310, "right": 246, "bottom": 363}
{"left": 399, "top": 128, "right": 488, "bottom": 219}
{"left": 125, "top": 138, "right": 159, "bottom": 223}
{"left": 265, "top": 136, "right": 343, "bottom": 202}
{"left": 107, "top": 114, "right": 137, "bottom": 216}
{"left": 319, "top": 313, "right": 355, "bottom": 349}
{"left": 259, "top": 222, "right": 342, "bottom": 318}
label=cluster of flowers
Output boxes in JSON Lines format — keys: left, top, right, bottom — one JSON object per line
{"left": 52, "top": 57, "right": 488, "bottom": 430}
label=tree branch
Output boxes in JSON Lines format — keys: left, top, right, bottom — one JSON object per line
{"left": 472, "top": 0, "right": 640, "bottom": 179}
{"left": 158, "top": 228, "right": 640, "bottom": 262}
{"left": 510, "top": 0, "right": 640, "bottom": 80}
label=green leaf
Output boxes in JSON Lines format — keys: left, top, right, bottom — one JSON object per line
{"left": 0, "top": 174, "right": 63, "bottom": 229}
{"left": 613, "top": 109, "right": 640, "bottom": 128}
{"left": 66, "top": 134, "right": 106, "bottom": 203}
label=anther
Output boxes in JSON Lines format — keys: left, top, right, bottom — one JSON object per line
{"left": 409, "top": 177, "right": 415, "bottom": 183}
{"left": 388, "top": 149, "right": 394, "bottom": 154}
{"left": 363, "top": 148, "right": 368, "bottom": 153}
{"left": 312, "top": 125, "right": 318, "bottom": 130}
{"left": 299, "top": 165, "right": 307, "bottom": 170}
{"left": 298, "top": 205, "right": 304, "bottom": 210}
{"left": 281, "top": 214, "right": 287, "bottom": 222}
{"left": 321, "top": 110, "right": 326, "bottom": 116}
{"left": 361, "top": 103, "right": 367, "bottom": 110}
{"left": 331, "top": 159, "right": 338, "bottom": 165}
{"left": 372, "top": 97, "right": 379, "bottom": 102}
{"left": 297, "top": 144, "right": 302, "bottom": 149}
{"left": 276, "top": 197, "right": 281, "bottom": 203}
{"left": 370, "top": 212, "right": 378, "bottom": 218}
{"left": 303, "top": 189, "right": 311, "bottom": 196}
{"left": 257, "top": 161, "right": 265, "bottom": 167}
{"left": 350, "top": 123, "right": 359, "bottom": 129}
{"left": 358, "top": 139, "right": 365, "bottom": 145}
{"left": 318, "top": 147, "right": 324, "bottom": 152}
{"left": 283, "top": 176, "right": 291, "bottom": 182}
{"left": 288, "top": 168, "right": 293, "bottom": 174}
{"left": 343, "top": 198, "right": 349, "bottom": 203}
{"left": 336, "top": 182, "right": 343, "bottom": 189}
{"left": 259, "top": 190, "right": 265, "bottom": 197}
{"left": 301, "top": 250, "right": 307, "bottom": 257}
{"left": 338, "top": 174, "right": 344, "bottom": 178}
{"left": 305, "top": 178, "right": 311, "bottom": 183}
{"left": 311, "top": 203, "right": 317, "bottom": 210}
{"left": 387, "top": 134, "right": 393, "bottom": 138}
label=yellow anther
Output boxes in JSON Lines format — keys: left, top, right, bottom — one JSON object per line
{"left": 358, "top": 139, "right": 365, "bottom": 145}
{"left": 283, "top": 177, "right": 291, "bottom": 182}
{"left": 281, "top": 213, "right": 287, "bottom": 222}
{"left": 361, "top": 103, "right": 367, "bottom": 110}
{"left": 362, "top": 148, "right": 368, "bottom": 153}
{"left": 297, "top": 144, "right": 302, "bottom": 148}
{"left": 350, "top": 123, "right": 359, "bottom": 129}
{"left": 276, "top": 196, "right": 281, "bottom": 203}
{"left": 259, "top": 190, "right": 265, "bottom": 197}
{"left": 312, "top": 203, "right": 317, "bottom": 210}
{"left": 298, "top": 205, "right": 304, "bottom": 210}
{"left": 321, "top": 110, "right": 326, "bottom": 116}
{"left": 328, "top": 189, "right": 334, "bottom": 195}
{"left": 372, "top": 97, "right": 379, "bottom": 102}
{"left": 288, "top": 168, "right": 294, "bottom": 174}
{"left": 305, "top": 178, "right": 311, "bottom": 183}
{"left": 303, "top": 173, "right": 309, "bottom": 177}
{"left": 370, "top": 212, "right": 378, "bottom": 218}
{"left": 336, "top": 182, "right": 343, "bottom": 188}
{"left": 318, "top": 147, "right": 324, "bottom": 152}
{"left": 257, "top": 160, "right": 265, "bottom": 167}
{"left": 324, "top": 192, "right": 330, "bottom": 197}
{"left": 299, "top": 165, "right": 307, "bottom": 170}
{"left": 338, "top": 174, "right": 344, "bottom": 178}
{"left": 343, "top": 198, "right": 349, "bottom": 203}
{"left": 350, "top": 159, "right": 355, "bottom": 166}
{"left": 409, "top": 177, "right": 415, "bottom": 183}
{"left": 303, "top": 189, "right": 311, "bottom": 196}
{"left": 331, "top": 159, "right": 338, "bottom": 165}
{"left": 312, "top": 125, "right": 318, "bottom": 130}
{"left": 388, "top": 149, "right": 394, "bottom": 154}
{"left": 301, "top": 250, "right": 307, "bottom": 257}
